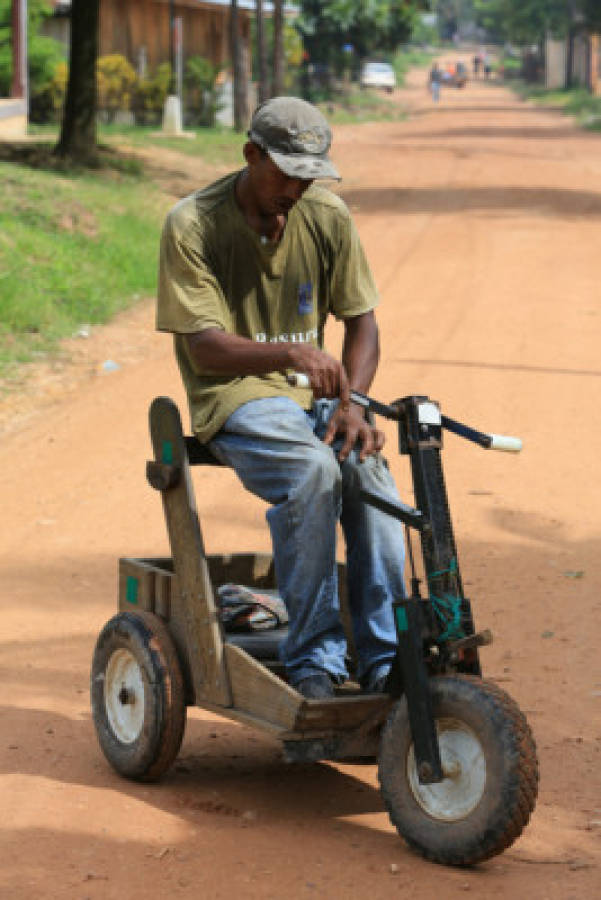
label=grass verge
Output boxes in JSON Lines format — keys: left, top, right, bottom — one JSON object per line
{"left": 0, "top": 145, "right": 168, "bottom": 381}
{"left": 318, "top": 88, "right": 406, "bottom": 125}
{"left": 511, "top": 82, "right": 601, "bottom": 131}
{"left": 28, "top": 122, "right": 247, "bottom": 164}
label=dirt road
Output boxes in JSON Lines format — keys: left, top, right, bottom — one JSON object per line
{"left": 1, "top": 68, "right": 600, "bottom": 899}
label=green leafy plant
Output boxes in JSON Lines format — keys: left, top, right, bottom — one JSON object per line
{"left": 132, "top": 62, "right": 171, "bottom": 125}
{"left": 0, "top": 0, "right": 66, "bottom": 123}
{"left": 183, "top": 56, "right": 224, "bottom": 127}
{"left": 97, "top": 54, "right": 137, "bottom": 122}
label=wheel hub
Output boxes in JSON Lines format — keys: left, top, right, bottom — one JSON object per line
{"left": 105, "top": 648, "right": 145, "bottom": 743}
{"left": 407, "top": 717, "right": 486, "bottom": 821}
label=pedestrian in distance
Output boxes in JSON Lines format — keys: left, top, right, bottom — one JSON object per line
{"left": 429, "top": 62, "right": 442, "bottom": 102}
{"left": 473, "top": 53, "right": 481, "bottom": 78}
{"left": 157, "top": 97, "right": 406, "bottom": 700}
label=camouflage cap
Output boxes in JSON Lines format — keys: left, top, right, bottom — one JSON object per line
{"left": 248, "top": 96, "right": 341, "bottom": 181}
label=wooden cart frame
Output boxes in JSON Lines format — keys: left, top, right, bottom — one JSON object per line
{"left": 124, "top": 395, "right": 392, "bottom": 761}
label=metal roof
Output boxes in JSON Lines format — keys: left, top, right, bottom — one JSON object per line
{"left": 51, "top": 0, "right": 297, "bottom": 13}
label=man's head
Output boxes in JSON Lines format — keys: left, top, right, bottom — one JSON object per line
{"left": 241, "top": 97, "right": 340, "bottom": 219}
{"left": 248, "top": 96, "right": 340, "bottom": 182}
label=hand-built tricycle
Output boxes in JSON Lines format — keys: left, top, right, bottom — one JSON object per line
{"left": 91, "top": 391, "right": 538, "bottom": 866}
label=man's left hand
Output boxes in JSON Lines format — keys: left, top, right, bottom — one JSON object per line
{"left": 323, "top": 403, "right": 385, "bottom": 462}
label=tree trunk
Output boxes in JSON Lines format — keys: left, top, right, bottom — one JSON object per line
{"left": 272, "top": 0, "right": 284, "bottom": 97}
{"left": 566, "top": 26, "right": 574, "bottom": 88}
{"left": 230, "top": 0, "right": 249, "bottom": 131}
{"left": 11, "top": 0, "right": 27, "bottom": 100}
{"left": 55, "top": 0, "right": 100, "bottom": 161}
{"left": 255, "top": 0, "right": 269, "bottom": 103}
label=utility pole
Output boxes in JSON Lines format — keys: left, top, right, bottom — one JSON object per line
{"left": 162, "top": 0, "right": 183, "bottom": 134}
{"left": 169, "top": 0, "right": 176, "bottom": 93}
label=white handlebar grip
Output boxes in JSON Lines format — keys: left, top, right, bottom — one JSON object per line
{"left": 489, "top": 433, "right": 523, "bottom": 453}
{"left": 287, "top": 372, "right": 310, "bottom": 389}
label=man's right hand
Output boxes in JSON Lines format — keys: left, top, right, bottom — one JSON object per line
{"left": 286, "top": 345, "right": 350, "bottom": 405}
{"left": 186, "top": 329, "right": 350, "bottom": 405}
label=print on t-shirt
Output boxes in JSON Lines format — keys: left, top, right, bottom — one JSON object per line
{"left": 297, "top": 281, "right": 313, "bottom": 315}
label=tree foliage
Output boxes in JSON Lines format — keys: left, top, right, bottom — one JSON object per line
{"left": 297, "top": 0, "right": 421, "bottom": 67}
{"left": 97, "top": 54, "right": 137, "bottom": 122}
{"left": 183, "top": 55, "right": 223, "bottom": 126}
{"left": 580, "top": 0, "right": 601, "bottom": 33}
{"left": 473, "top": 0, "right": 601, "bottom": 44}
{"left": 0, "top": 0, "right": 64, "bottom": 105}
{"left": 430, "top": 0, "right": 477, "bottom": 40}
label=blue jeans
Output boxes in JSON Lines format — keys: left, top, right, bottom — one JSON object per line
{"left": 209, "top": 397, "right": 405, "bottom": 688}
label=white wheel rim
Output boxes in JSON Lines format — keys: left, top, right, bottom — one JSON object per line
{"left": 407, "top": 717, "right": 486, "bottom": 821}
{"left": 104, "top": 648, "right": 145, "bottom": 744}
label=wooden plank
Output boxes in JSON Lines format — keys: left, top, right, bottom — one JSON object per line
{"left": 206, "top": 552, "right": 275, "bottom": 590}
{"left": 293, "top": 694, "right": 391, "bottom": 733}
{"left": 155, "top": 570, "right": 171, "bottom": 619}
{"left": 225, "top": 643, "right": 301, "bottom": 731}
{"left": 200, "top": 701, "right": 288, "bottom": 736}
{"left": 149, "top": 397, "right": 231, "bottom": 707}
{"left": 118, "top": 558, "right": 155, "bottom": 613}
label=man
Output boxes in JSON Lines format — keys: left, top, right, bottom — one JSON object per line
{"left": 157, "top": 97, "right": 405, "bottom": 699}
{"left": 429, "top": 62, "right": 442, "bottom": 102}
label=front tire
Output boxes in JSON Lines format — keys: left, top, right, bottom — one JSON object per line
{"left": 91, "top": 611, "right": 186, "bottom": 782}
{"left": 378, "top": 675, "right": 538, "bottom": 866}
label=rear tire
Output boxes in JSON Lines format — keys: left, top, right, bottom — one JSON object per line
{"left": 91, "top": 611, "right": 186, "bottom": 782}
{"left": 378, "top": 675, "right": 538, "bottom": 866}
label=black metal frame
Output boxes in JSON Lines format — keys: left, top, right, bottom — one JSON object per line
{"left": 357, "top": 393, "right": 486, "bottom": 783}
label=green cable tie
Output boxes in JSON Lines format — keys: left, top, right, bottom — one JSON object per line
{"left": 427, "top": 556, "right": 458, "bottom": 581}
{"left": 430, "top": 590, "right": 464, "bottom": 641}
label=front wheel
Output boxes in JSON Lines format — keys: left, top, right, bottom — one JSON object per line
{"left": 91, "top": 611, "right": 186, "bottom": 782}
{"left": 378, "top": 675, "right": 538, "bottom": 866}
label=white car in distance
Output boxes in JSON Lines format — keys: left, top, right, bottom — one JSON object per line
{"left": 360, "top": 61, "right": 396, "bottom": 93}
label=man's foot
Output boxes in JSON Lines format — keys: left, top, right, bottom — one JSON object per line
{"left": 370, "top": 674, "right": 390, "bottom": 694}
{"left": 360, "top": 669, "right": 391, "bottom": 694}
{"left": 293, "top": 671, "right": 335, "bottom": 699}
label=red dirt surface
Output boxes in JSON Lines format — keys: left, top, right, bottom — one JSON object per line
{"left": 1, "top": 67, "right": 600, "bottom": 898}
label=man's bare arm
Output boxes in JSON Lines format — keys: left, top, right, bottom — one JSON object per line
{"left": 185, "top": 329, "right": 350, "bottom": 403}
{"left": 342, "top": 310, "right": 379, "bottom": 393}
{"left": 323, "top": 311, "right": 385, "bottom": 461}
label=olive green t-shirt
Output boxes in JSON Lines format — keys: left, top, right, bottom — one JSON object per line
{"left": 157, "top": 172, "right": 378, "bottom": 442}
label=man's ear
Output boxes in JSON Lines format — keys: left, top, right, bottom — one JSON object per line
{"left": 243, "top": 141, "right": 262, "bottom": 166}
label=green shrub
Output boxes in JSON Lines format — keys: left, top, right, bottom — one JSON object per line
{"left": 132, "top": 62, "right": 171, "bottom": 125}
{"left": 0, "top": 0, "right": 66, "bottom": 124}
{"left": 392, "top": 47, "right": 435, "bottom": 85}
{"left": 97, "top": 54, "right": 137, "bottom": 122}
{"left": 184, "top": 56, "right": 223, "bottom": 127}
{"left": 27, "top": 36, "right": 67, "bottom": 122}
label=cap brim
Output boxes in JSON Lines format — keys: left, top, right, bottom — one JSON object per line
{"left": 268, "top": 149, "right": 341, "bottom": 181}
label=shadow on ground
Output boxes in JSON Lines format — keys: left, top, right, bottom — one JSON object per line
{"left": 340, "top": 185, "right": 601, "bottom": 218}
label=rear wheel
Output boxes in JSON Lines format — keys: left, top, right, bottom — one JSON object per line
{"left": 91, "top": 611, "right": 186, "bottom": 782}
{"left": 378, "top": 675, "right": 538, "bottom": 866}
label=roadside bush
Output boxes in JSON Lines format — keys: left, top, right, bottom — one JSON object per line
{"left": 48, "top": 61, "right": 68, "bottom": 115}
{"left": 132, "top": 62, "right": 171, "bottom": 125}
{"left": 0, "top": 0, "right": 66, "bottom": 124}
{"left": 392, "top": 46, "right": 434, "bottom": 85}
{"left": 27, "top": 37, "right": 67, "bottom": 122}
{"left": 184, "top": 56, "right": 223, "bottom": 127}
{"left": 97, "top": 54, "right": 137, "bottom": 122}
{"left": 498, "top": 56, "right": 521, "bottom": 79}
